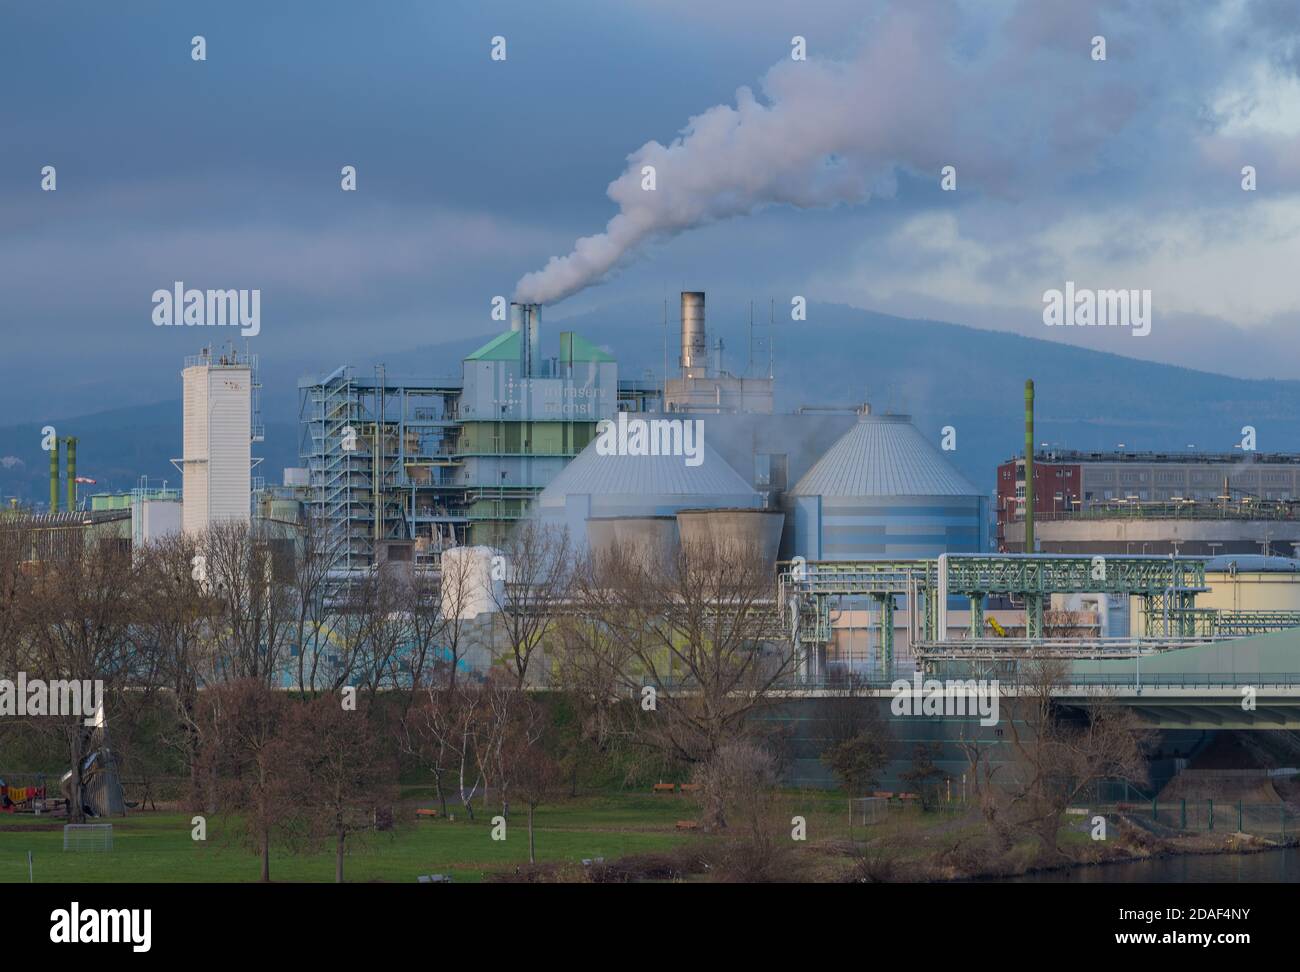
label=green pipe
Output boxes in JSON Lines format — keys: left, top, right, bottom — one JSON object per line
{"left": 65, "top": 437, "right": 77, "bottom": 512}
{"left": 49, "top": 439, "right": 60, "bottom": 513}
{"left": 1024, "top": 379, "right": 1034, "bottom": 553}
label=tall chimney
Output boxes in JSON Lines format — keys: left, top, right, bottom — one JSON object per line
{"left": 681, "top": 291, "right": 706, "bottom": 378}
{"left": 66, "top": 436, "right": 77, "bottom": 512}
{"left": 526, "top": 304, "right": 541, "bottom": 378}
{"left": 509, "top": 302, "right": 541, "bottom": 377}
{"left": 1024, "top": 379, "right": 1034, "bottom": 554}
{"left": 49, "top": 438, "right": 60, "bottom": 513}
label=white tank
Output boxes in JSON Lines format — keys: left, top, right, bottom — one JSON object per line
{"left": 439, "top": 545, "right": 504, "bottom": 619}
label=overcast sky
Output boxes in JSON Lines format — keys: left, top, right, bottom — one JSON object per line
{"left": 5, "top": 0, "right": 1300, "bottom": 409}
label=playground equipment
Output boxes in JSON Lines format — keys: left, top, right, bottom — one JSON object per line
{"left": 59, "top": 702, "right": 125, "bottom": 817}
{"left": 0, "top": 776, "right": 49, "bottom": 813}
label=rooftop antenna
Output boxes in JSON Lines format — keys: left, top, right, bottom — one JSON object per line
{"left": 769, "top": 297, "right": 775, "bottom": 379}
{"left": 662, "top": 291, "right": 668, "bottom": 412}
{"left": 747, "top": 300, "right": 754, "bottom": 378}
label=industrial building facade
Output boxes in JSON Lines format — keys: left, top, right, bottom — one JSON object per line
{"left": 298, "top": 292, "right": 991, "bottom": 575}
{"left": 297, "top": 304, "right": 624, "bottom": 569}
{"left": 179, "top": 346, "right": 262, "bottom": 536}
{"left": 999, "top": 449, "right": 1300, "bottom": 555}
{"left": 997, "top": 449, "right": 1300, "bottom": 550}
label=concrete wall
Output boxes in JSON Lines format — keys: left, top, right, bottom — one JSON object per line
{"left": 1005, "top": 518, "right": 1300, "bottom": 556}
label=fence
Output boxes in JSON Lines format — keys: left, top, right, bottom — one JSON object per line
{"left": 851, "top": 795, "right": 967, "bottom": 826}
{"left": 1145, "top": 799, "right": 1295, "bottom": 836}
{"left": 63, "top": 824, "right": 113, "bottom": 852}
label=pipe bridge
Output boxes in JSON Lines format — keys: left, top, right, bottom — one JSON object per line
{"left": 778, "top": 554, "right": 1210, "bottom": 675}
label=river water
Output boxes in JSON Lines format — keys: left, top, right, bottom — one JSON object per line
{"left": 1003, "top": 847, "right": 1299, "bottom": 882}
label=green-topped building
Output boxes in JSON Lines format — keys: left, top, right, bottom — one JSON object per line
{"left": 298, "top": 303, "right": 637, "bottom": 571}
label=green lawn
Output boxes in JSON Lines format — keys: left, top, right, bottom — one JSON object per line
{"left": 0, "top": 789, "right": 971, "bottom": 883}
{"left": 0, "top": 794, "right": 706, "bottom": 884}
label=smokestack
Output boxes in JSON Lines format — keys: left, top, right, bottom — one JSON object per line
{"left": 1024, "top": 379, "right": 1034, "bottom": 554}
{"left": 66, "top": 436, "right": 77, "bottom": 512}
{"left": 509, "top": 302, "right": 541, "bottom": 376}
{"left": 49, "top": 439, "right": 60, "bottom": 513}
{"left": 526, "top": 304, "right": 541, "bottom": 378}
{"left": 681, "top": 291, "right": 706, "bottom": 379}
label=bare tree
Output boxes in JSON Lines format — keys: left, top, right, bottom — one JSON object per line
{"left": 195, "top": 678, "right": 300, "bottom": 881}
{"left": 202, "top": 520, "right": 294, "bottom": 686}
{"left": 350, "top": 567, "right": 414, "bottom": 700}
{"left": 288, "top": 513, "right": 335, "bottom": 693}
{"left": 477, "top": 675, "right": 544, "bottom": 819}
{"left": 131, "top": 532, "right": 217, "bottom": 798}
{"left": 998, "top": 653, "right": 1151, "bottom": 861}
{"left": 511, "top": 729, "right": 562, "bottom": 865}
{"left": 580, "top": 534, "right": 797, "bottom": 828}
{"left": 293, "top": 693, "right": 398, "bottom": 883}
{"left": 0, "top": 517, "right": 35, "bottom": 757}
{"left": 405, "top": 681, "right": 486, "bottom": 820}
{"left": 694, "top": 738, "right": 795, "bottom": 879}
{"left": 26, "top": 538, "right": 138, "bottom": 823}
{"left": 488, "top": 521, "right": 572, "bottom": 688}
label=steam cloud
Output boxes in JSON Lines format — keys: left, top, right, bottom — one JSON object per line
{"left": 514, "top": 3, "right": 988, "bottom": 305}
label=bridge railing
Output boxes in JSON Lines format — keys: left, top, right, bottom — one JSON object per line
{"left": 695, "top": 671, "right": 1300, "bottom": 693}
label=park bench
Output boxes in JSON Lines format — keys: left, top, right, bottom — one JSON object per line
{"left": 678, "top": 783, "right": 700, "bottom": 794}
{"left": 652, "top": 783, "right": 676, "bottom": 794}
{"left": 415, "top": 808, "right": 439, "bottom": 818}
{"left": 675, "top": 820, "right": 699, "bottom": 830}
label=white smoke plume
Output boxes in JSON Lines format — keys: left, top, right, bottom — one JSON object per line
{"left": 511, "top": 0, "right": 1178, "bottom": 306}
{"left": 514, "top": 3, "right": 995, "bottom": 305}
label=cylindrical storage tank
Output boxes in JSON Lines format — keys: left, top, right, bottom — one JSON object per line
{"left": 676, "top": 507, "right": 784, "bottom": 570}
{"left": 586, "top": 515, "right": 680, "bottom": 567}
{"left": 788, "top": 412, "right": 986, "bottom": 560}
{"left": 533, "top": 433, "right": 764, "bottom": 554}
{"left": 439, "top": 545, "right": 503, "bottom": 620}
{"left": 681, "top": 291, "right": 706, "bottom": 378}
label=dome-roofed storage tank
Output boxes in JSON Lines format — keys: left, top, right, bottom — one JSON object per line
{"left": 788, "top": 409, "right": 987, "bottom": 560}
{"left": 535, "top": 430, "right": 763, "bottom": 553}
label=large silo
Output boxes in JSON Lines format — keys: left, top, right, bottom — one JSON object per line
{"left": 535, "top": 430, "right": 765, "bottom": 552}
{"left": 788, "top": 410, "right": 987, "bottom": 560}
{"left": 181, "top": 347, "right": 253, "bottom": 535}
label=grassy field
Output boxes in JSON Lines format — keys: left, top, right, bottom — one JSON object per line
{"left": 0, "top": 793, "right": 706, "bottom": 883}
{"left": 0, "top": 789, "right": 1038, "bottom": 883}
